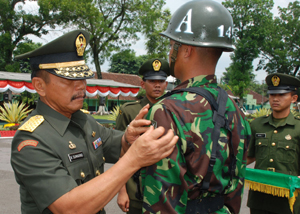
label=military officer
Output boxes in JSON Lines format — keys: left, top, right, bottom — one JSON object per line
{"left": 10, "top": 30, "right": 178, "bottom": 214}
{"left": 247, "top": 73, "right": 300, "bottom": 214}
{"left": 116, "top": 58, "right": 169, "bottom": 213}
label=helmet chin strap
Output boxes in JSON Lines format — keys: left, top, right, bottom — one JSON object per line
{"left": 170, "top": 42, "right": 181, "bottom": 77}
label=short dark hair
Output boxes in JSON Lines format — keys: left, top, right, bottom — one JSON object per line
{"left": 34, "top": 70, "right": 50, "bottom": 84}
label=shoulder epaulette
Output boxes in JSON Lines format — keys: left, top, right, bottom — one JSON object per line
{"left": 295, "top": 115, "right": 300, "bottom": 120}
{"left": 122, "top": 100, "right": 140, "bottom": 107}
{"left": 18, "top": 115, "right": 44, "bottom": 133}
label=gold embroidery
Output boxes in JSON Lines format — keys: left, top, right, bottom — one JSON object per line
{"left": 18, "top": 115, "right": 44, "bottom": 133}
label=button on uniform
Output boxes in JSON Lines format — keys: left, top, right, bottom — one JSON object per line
{"left": 274, "top": 130, "right": 278, "bottom": 134}
{"left": 270, "top": 159, "right": 274, "bottom": 162}
{"left": 81, "top": 172, "right": 85, "bottom": 178}
{"left": 95, "top": 170, "right": 101, "bottom": 176}
{"left": 272, "top": 143, "right": 276, "bottom": 146}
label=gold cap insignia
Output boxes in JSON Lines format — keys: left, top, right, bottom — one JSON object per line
{"left": 69, "top": 141, "right": 76, "bottom": 149}
{"left": 152, "top": 60, "right": 162, "bottom": 71}
{"left": 285, "top": 134, "right": 292, "bottom": 140}
{"left": 18, "top": 115, "right": 44, "bottom": 132}
{"left": 75, "top": 33, "right": 86, "bottom": 56}
{"left": 271, "top": 75, "right": 280, "bottom": 87}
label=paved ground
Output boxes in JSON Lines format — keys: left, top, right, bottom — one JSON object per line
{"left": 0, "top": 137, "right": 251, "bottom": 214}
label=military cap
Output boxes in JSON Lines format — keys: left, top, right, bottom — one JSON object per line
{"left": 138, "top": 58, "right": 170, "bottom": 80}
{"left": 266, "top": 73, "right": 300, "bottom": 94}
{"left": 15, "top": 30, "right": 94, "bottom": 80}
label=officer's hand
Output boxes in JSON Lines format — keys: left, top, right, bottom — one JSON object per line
{"left": 117, "top": 185, "right": 130, "bottom": 212}
{"left": 124, "top": 104, "right": 152, "bottom": 145}
{"left": 128, "top": 126, "right": 178, "bottom": 168}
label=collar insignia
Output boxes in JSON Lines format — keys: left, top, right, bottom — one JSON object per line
{"left": 285, "top": 134, "right": 292, "bottom": 140}
{"left": 75, "top": 33, "right": 86, "bottom": 56}
{"left": 152, "top": 60, "right": 162, "bottom": 71}
{"left": 271, "top": 75, "right": 280, "bottom": 87}
{"left": 92, "top": 131, "right": 96, "bottom": 138}
{"left": 18, "top": 115, "right": 44, "bottom": 133}
{"left": 69, "top": 141, "right": 76, "bottom": 149}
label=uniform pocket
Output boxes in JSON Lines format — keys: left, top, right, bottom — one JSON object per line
{"left": 277, "top": 141, "right": 296, "bottom": 163}
{"left": 66, "top": 158, "right": 92, "bottom": 185}
{"left": 255, "top": 139, "right": 269, "bottom": 160}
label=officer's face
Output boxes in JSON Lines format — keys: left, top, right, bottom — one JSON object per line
{"left": 141, "top": 79, "right": 168, "bottom": 103}
{"left": 269, "top": 92, "right": 298, "bottom": 114}
{"left": 40, "top": 73, "right": 87, "bottom": 118}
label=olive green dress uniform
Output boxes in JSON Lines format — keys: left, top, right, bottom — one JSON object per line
{"left": 115, "top": 58, "right": 169, "bottom": 214}
{"left": 115, "top": 96, "right": 153, "bottom": 131}
{"left": 247, "top": 73, "right": 300, "bottom": 214}
{"left": 10, "top": 30, "right": 124, "bottom": 214}
{"left": 11, "top": 100, "right": 122, "bottom": 214}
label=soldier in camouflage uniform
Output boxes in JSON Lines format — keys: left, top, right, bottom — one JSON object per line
{"left": 116, "top": 58, "right": 169, "bottom": 213}
{"left": 141, "top": 1, "right": 251, "bottom": 214}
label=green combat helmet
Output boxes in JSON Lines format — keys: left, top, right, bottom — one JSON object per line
{"left": 138, "top": 58, "right": 170, "bottom": 81}
{"left": 161, "top": 0, "right": 234, "bottom": 76}
{"left": 15, "top": 30, "right": 94, "bottom": 80}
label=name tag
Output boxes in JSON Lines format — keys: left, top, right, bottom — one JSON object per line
{"left": 256, "top": 133, "right": 266, "bottom": 138}
{"left": 68, "top": 152, "right": 84, "bottom": 162}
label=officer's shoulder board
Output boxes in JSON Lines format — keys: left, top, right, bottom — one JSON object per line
{"left": 295, "top": 115, "right": 300, "bottom": 120}
{"left": 122, "top": 100, "right": 141, "bottom": 108}
{"left": 18, "top": 115, "right": 44, "bottom": 133}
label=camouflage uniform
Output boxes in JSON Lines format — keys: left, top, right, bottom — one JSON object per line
{"left": 141, "top": 75, "right": 251, "bottom": 214}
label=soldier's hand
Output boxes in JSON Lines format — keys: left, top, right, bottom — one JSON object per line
{"left": 117, "top": 185, "right": 130, "bottom": 212}
{"left": 124, "top": 104, "right": 152, "bottom": 144}
{"left": 127, "top": 126, "right": 178, "bottom": 168}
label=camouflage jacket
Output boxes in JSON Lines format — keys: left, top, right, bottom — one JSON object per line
{"left": 141, "top": 75, "right": 251, "bottom": 214}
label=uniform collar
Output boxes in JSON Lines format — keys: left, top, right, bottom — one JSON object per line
{"left": 142, "top": 96, "right": 154, "bottom": 107}
{"left": 265, "top": 112, "right": 296, "bottom": 127}
{"left": 35, "top": 100, "right": 86, "bottom": 136}
{"left": 175, "top": 75, "right": 217, "bottom": 90}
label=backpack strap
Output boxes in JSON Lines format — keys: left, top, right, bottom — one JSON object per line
{"left": 161, "top": 87, "right": 235, "bottom": 193}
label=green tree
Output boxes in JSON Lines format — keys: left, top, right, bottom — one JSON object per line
{"left": 0, "top": 0, "right": 78, "bottom": 72}
{"left": 68, "top": 0, "right": 167, "bottom": 79}
{"left": 143, "top": 8, "right": 171, "bottom": 59}
{"left": 223, "top": 0, "right": 274, "bottom": 106}
{"left": 258, "top": 1, "right": 300, "bottom": 76}
{"left": 108, "top": 49, "right": 147, "bottom": 75}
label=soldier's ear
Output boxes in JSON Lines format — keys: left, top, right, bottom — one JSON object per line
{"left": 292, "top": 94, "right": 298, "bottom": 103}
{"left": 141, "top": 80, "right": 146, "bottom": 90}
{"left": 32, "top": 77, "right": 46, "bottom": 97}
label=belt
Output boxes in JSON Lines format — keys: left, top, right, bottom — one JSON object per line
{"left": 186, "top": 195, "right": 224, "bottom": 214}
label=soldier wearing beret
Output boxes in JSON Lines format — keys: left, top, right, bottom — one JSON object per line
{"left": 247, "top": 73, "right": 300, "bottom": 214}
{"left": 10, "top": 30, "right": 178, "bottom": 214}
{"left": 116, "top": 58, "right": 169, "bottom": 213}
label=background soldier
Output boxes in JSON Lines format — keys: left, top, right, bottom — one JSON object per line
{"left": 116, "top": 58, "right": 169, "bottom": 213}
{"left": 247, "top": 73, "right": 300, "bottom": 214}
{"left": 10, "top": 30, "right": 178, "bottom": 214}
{"left": 141, "top": 1, "right": 251, "bottom": 213}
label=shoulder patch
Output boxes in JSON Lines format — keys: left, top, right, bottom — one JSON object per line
{"left": 17, "top": 140, "right": 39, "bottom": 151}
{"left": 18, "top": 115, "right": 44, "bottom": 133}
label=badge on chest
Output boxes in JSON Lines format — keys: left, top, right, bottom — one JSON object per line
{"left": 93, "top": 137, "right": 102, "bottom": 150}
